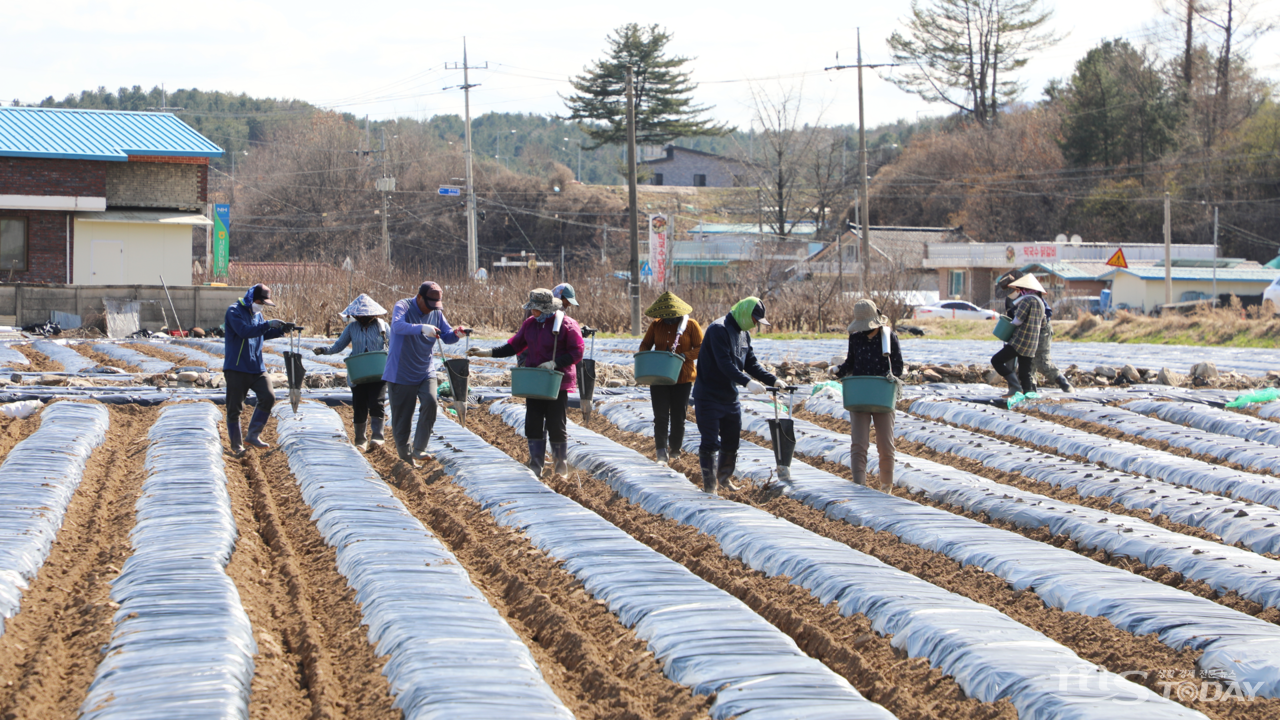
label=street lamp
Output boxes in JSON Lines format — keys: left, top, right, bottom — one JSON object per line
{"left": 563, "top": 137, "right": 583, "bottom": 182}
{"left": 497, "top": 129, "right": 516, "bottom": 170}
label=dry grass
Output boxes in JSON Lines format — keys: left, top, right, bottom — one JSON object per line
{"left": 1063, "top": 302, "right": 1280, "bottom": 347}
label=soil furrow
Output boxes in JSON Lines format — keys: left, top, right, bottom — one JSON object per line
{"left": 463, "top": 405, "right": 1017, "bottom": 720}
{"left": 0, "top": 412, "right": 40, "bottom": 458}
{"left": 248, "top": 426, "right": 400, "bottom": 720}
{"left": 11, "top": 344, "right": 61, "bottom": 373}
{"left": 569, "top": 405, "right": 1280, "bottom": 719}
{"left": 347, "top": 409, "right": 711, "bottom": 720}
{"left": 68, "top": 345, "right": 141, "bottom": 374}
{"left": 126, "top": 342, "right": 203, "bottom": 367}
{"left": 0, "top": 403, "right": 153, "bottom": 720}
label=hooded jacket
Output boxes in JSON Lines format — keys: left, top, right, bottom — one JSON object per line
{"left": 224, "top": 287, "right": 285, "bottom": 374}
{"left": 692, "top": 300, "right": 777, "bottom": 405}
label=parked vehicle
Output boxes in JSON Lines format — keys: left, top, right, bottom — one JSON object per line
{"left": 913, "top": 300, "right": 999, "bottom": 321}
{"left": 1152, "top": 291, "right": 1220, "bottom": 317}
{"left": 1052, "top": 296, "right": 1104, "bottom": 319}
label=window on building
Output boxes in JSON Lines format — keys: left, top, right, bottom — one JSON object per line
{"left": 949, "top": 270, "right": 966, "bottom": 298}
{"left": 693, "top": 174, "right": 707, "bottom": 187}
{"left": 652, "top": 173, "right": 664, "bottom": 186}
{"left": 0, "top": 218, "right": 27, "bottom": 273}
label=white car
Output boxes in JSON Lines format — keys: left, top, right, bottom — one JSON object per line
{"left": 913, "top": 300, "right": 1000, "bottom": 321}
{"left": 1265, "top": 276, "right": 1280, "bottom": 314}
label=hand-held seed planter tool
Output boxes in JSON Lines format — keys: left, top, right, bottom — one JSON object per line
{"left": 765, "top": 384, "right": 801, "bottom": 483}
{"left": 280, "top": 324, "right": 306, "bottom": 414}
{"left": 579, "top": 326, "right": 598, "bottom": 425}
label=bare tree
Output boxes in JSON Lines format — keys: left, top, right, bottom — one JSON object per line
{"left": 745, "top": 83, "right": 823, "bottom": 238}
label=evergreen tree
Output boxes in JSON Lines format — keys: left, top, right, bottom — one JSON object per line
{"left": 887, "top": 0, "right": 1058, "bottom": 124}
{"left": 562, "top": 23, "right": 729, "bottom": 148}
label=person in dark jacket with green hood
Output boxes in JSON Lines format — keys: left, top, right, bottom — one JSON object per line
{"left": 691, "top": 297, "right": 783, "bottom": 494}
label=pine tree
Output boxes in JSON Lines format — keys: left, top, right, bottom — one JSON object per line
{"left": 562, "top": 23, "right": 730, "bottom": 148}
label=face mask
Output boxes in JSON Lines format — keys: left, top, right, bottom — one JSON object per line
{"left": 534, "top": 312, "right": 552, "bottom": 323}
{"left": 662, "top": 317, "right": 681, "bottom": 325}
{"left": 252, "top": 303, "right": 265, "bottom": 315}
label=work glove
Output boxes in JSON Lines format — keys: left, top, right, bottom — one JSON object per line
{"left": 774, "top": 379, "right": 788, "bottom": 389}
{"left": 313, "top": 347, "right": 326, "bottom": 355}
{"left": 827, "top": 366, "right": 840, "bottom": 377}
{"left": 746, "top": 379, "right": 767, "bottom": 395}
{"left": 538, "top": 360, "right": 557, "bottom": 370}
{"left": 267, "top": 319, "right": 284, "bottom": 329}
{"left": 467, "top": 347, "right": 493, "bottom": 357}
{"left": 455, "top": 326, "right": 472, "bottom": 336}
{"left": 421, "top": 324, "right": 439, "bottom": 339}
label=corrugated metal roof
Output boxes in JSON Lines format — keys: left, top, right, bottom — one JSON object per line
{"left": 1101, "top": 265, "right": 1280, "bottom": 282}
{"left": 0, "top": 107, "right": 223, "bottom": 161}
{"left": 690, "top": 222, "right": 819, "bottom": 236}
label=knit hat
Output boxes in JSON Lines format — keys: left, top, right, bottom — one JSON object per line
{"left": 847, "top": 299, "right": 889, "bottom": 334}
{"left": 552, "top": 283, "right": 579, "bottom": 307}
{"left": 1008, "top": 274, "right": 1046, "bottom": 294}
{"left": 341, "top": 293, "right": 387, "bottom": 318}
{"left": 523, "top": 288, "right": 562, "bottom": 314}
{"left": 645, "top": 291, "right": 692, "bottom": 319}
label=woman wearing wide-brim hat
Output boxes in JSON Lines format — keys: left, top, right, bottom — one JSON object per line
{"left": 991, "top": 273, "right": 1046, "bottom": 397}
{"left": 314, "top": 293, "right": 389, "bottom": 451}
{"left": 469, "top": 288, "right": 585, "bottom": 478}
{"left": 639, "top": 291, "right": 703, "bottom": 464}
{"left": 830, "top": 299, "right": 904, "bottom": 492}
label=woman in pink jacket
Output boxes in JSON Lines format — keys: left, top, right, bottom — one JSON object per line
{"left": 469, "top": 288, "right": 584, "bottom": 478}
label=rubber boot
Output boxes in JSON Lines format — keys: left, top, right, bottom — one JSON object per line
{"left": 550, "top": 442, "right": 569, "bottom": 478}
{"left": 527, "top": 439, "right": 547, "bottom": 476}
{"left": 228, "top": 421, "right": 245, "bottom": 458}
{"left": 397, "top": 443, "right": 418, "bottom": 467}
{"left": 668, "top": 444, "right": 682, "bottom": 461}
{"left": 1001, "top": 373, "right": 1023, "bottom": 398}
{"left": 1056, "top": 375, "right": 1074, "bottom": 393}
{"left": 370, "top": 416, "right": 386, "bottom": 446}
{"left": 245, "top": 407, "right": 271, "bottom": 449}
{"left": 354, "top": 422, "right": 369, "bottom": 452}
{"left": 655, "top": 439, "right": 670, "bottom": 465}
{"left": 716, "top": 451, "right": 739, "bottom": 492}
{"left": 699, "top": 450, "right": 718, "bottom": 494}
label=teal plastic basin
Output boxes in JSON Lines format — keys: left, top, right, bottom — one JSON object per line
{"left": 344, "top": 350, "right": 387, "bottom": 384}
{"left": 841, "top": 376, "right": 900, "bottom": 413}
{"left": 634, "top": 351, "right": 683, "bottom": 386}
{"left": 511, "top": 367, "right": 564, "bottom": 400}
{"left": 993, "top": 315, "right": 1015, "bottom": 342}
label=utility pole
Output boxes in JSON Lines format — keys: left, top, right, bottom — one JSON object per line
{"left": 1212, "top": 205, "right": 1219, "bottom": 299}
{"left": 627, "top": 67, "right": 641, "bottom": 336}
{"left": 826, "top": 30, "right": 897, "bottom": 297}
{"left": 447, "top": 39, "right": 487, "bottom": 279}
{"left": 1164, "top": 191, "right": 1173, "bottom": 305}
{"left": 380, "top": 129, "right": 390, "bottom": 264}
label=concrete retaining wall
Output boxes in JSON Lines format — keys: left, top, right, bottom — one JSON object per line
{"left": 0, "top": 283, "right": 246, "bottom": 331}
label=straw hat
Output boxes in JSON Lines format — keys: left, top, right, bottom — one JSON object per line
{"left": 645, "top": 291, "right": 693, "bottom": 319}
{"left": 523, "top": 288, "right": 562, "bottom": 313}
{"left": 846, "top": 299, "right": 889, "bottom": 334}
{"left": 341, "top": 293, "right": 387, "bottom": 318}
{"left": 1008, "top": 274, "right": 1046, "bottom": 293}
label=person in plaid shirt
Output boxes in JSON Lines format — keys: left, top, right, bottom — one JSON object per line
{"left": 990, "top": 274, "right": 1046, "bottom": 397}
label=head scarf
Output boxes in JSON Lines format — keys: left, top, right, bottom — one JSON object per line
{"left": 730, "top": 297, "right": 763, "bottom": 331}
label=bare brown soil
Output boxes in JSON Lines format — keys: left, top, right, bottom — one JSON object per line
{"left": 126, "top": 342, "right": 195, "bottom": 367}
{"left": 70, "top": 345, "right": 142, "bottom": 374}
{"left": 0, "top": 412, "right": 40, "bottom": 459}
{"left": 338, "top": 408, "right": 712, "bottom": 720}
{"left": 0, "top": 403, "right": 153, "bottom": 720}
{"left": 463, "top": 405, "right": 1017, "bottom": 720}
{"left": 563, "top": 404, "right": 1280, "bottom": 719}
{"left": 11, "top": 344, "right": 61, "bottom": 373}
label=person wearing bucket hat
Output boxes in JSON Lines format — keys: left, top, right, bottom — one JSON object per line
{"left": 830, "top": 299, "right": 904, "bottom": 492}
{"left": 315, "top": 293, "right": 390, "bottom": 451}
{"left": 383, "top": 281, "right": 471, "bottom": 465}
{"left": 222, "top": 283, "right": 290, "bottom": 456}
{"left": 640, "top": 291, "right": 703, "bottom": 464}
{"left": 691, "top": 296, "right": 783, "bottom": 494}
{"left": 469, "top": 288, "right": 585, "bottom": 478}
{"left": 991, "top": 273, "right": 1046, "bottom": 398}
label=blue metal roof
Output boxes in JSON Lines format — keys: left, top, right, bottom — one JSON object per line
{"left": 0, "top": 106, "right": 223, "bottom": 161}
{"left": 1101, "top": 266, "right": 1280, "bottom": 282}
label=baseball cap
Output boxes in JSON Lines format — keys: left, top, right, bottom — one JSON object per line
{"left": 252, "top": 284, "right": 276, "bottom": 306}
{"left": 418, "top": 281, "right": 443, "bottom": 309}
{"left": 552, "top": 283, "right": 579, "bottom": 306}
{"left": 752, "top": 300, "right": 770, "bottom": 326}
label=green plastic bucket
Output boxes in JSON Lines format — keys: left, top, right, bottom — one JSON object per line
{"left": 841, "top": 376, "right": 900, "bottom": 413}
{"left": 511, "top": 367, "right": 564, "bottom": 400}
{"left": 344, "top": 350, "right": 387, "bottom": 384}
{"left": 992, "top": 315, "right": 1015, "bottom": 342}
{"left": 634, "top": 351, "right": 684, "bottom": 386}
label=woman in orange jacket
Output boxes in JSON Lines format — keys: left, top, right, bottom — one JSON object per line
{"left": 639, "top": 291, "right": 702, "bottom": 464}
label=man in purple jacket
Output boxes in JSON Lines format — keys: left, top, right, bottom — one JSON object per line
{"left": 382, "top": 281, "right": 469, "bottom": 465}
{"left": 469, "top": 288, "right": 584, "bottom": 478}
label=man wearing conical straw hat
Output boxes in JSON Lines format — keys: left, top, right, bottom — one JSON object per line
{"left": 639, "top": 291, "right": 702, "bottom": 464}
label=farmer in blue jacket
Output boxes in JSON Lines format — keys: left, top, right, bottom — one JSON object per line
{"left": 223, "top": 284, "right": 288, "bottom": 456}
{"left": 691, "top": 296, "right": 783, "bottom": 494}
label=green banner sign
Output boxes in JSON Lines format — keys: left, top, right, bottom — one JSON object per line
{"left": 213, "top": 204, "right": 230, "bottom": 278}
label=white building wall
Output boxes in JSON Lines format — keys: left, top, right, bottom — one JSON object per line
{"left": 73, "top": 220, "right": 192, "bottom": 286}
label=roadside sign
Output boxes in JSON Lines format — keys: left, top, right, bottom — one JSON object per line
{"left": 438, "top": 186, "right": 461, "bottom": 196}
{"left": 1106, "top": 248, "right": 1128, "bottom": 269}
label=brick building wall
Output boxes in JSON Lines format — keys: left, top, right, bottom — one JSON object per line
{"left": 0, "top": 210, "right": 72, "bottom": 284}
{"left": 106, "top": 161, "right": 203, "bottom": 210}
{"left": 0, "top": 157, "right": 106, "bottom": 197}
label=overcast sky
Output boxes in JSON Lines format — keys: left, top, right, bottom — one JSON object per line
{"left": 8, "top": 0, "right": 1279, "bottom": 130}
